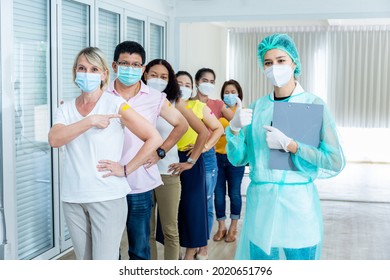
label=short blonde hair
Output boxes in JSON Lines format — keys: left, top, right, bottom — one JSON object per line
{"left": 72, "top": 47, "right": 110, "bottom": 89}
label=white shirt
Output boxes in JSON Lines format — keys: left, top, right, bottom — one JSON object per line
{"left": 53, "top": 92, "right": 130, "bottom": 203}
{"left": 156, "top": 102, "right": 179, "bottom": 174}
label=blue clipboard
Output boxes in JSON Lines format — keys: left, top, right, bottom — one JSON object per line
{"left": 269, "top": 102, "right": 324, "bottom": 171}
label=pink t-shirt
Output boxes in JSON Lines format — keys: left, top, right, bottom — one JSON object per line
{"left": 106, "top": 80, "right": 166, "bottom": 194}
{"left": 206, "top": 98, "right": 224, "bottom": 119}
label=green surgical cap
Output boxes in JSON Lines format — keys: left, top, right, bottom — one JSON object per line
{"left": 258, "top": 33, "right": 301, "bottom": 76}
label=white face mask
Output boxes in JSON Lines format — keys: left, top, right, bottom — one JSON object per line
{"left": 264, "top": 64, "right": 294, "bottom": 88}
{"left": 197, "top": 82, "right": 215, "bottom": 96}
{"left": 180, "top": 86, "right": 192, "bottom": 101}
{"left": 147, "top": 78, "right": 168, "bottom": 92}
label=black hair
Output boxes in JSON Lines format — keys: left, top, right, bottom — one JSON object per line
{"left": 220, "top": 79, "right": 243, "bottom": 101}
{"left": 113, "top": 41, "right": 146, "bottom": 64}
{"left": 142, "top": 59, "right": 181, "bottom": 102}
{"left": 194, "top": 68, "right": 216, "bottom": 82}
{"left": 176, "top": 70, "right": 194, "bottom": 88}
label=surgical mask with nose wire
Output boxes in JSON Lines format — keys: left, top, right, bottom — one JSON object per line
{"left": 75, "top": 72, "right": 102, "bottom": 93}
{"left": 264, "top": 64, "right": 294, "bottom": 88}
{"left": 223, "top": 93, "right": 239, "bottom": 107}
{"left": 117, "top": 66, "right": 143, "bottom": 86}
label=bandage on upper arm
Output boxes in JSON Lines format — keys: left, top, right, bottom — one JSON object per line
{"left": 121, "top": 103, "right": 130, "bottom": 111}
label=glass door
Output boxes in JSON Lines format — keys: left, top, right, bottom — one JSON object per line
{"left": 13, "top": 0, "right": 55, "bottom": 260}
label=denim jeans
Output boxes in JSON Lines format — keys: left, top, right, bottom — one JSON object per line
{"left": 249, "top": 241, "right": 317, "bottom": 260}
{"left": 214, "top": 153, "right": 245, "bottom": 220}
{"left": 203, "top": 148, "right": 218, "bottom": 236}
{"left": 126, "top": 190, "right": 153, "bottom": 260}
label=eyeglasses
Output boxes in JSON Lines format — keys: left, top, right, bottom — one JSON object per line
{"left": 116, "top": 61, "right": 143, "bottom": 69}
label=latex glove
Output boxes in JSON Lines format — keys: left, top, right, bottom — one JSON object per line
{"left": 263, "top": 125, "right": 292, "bottom": 152}
{"left": 229, "top": 97, "right": 253, "bottom": 133}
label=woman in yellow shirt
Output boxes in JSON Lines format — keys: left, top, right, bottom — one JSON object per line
{"left": 169, "top": 71, "right": 223, "bottom": 260}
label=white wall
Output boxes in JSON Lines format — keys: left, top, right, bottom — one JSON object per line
{"left": 174, "top": 0, "right": 390, "bottom": 20}
{"left": 122, "top": 0, "right": 172, "bottom": 15}
{"left": 179, "top": 23, "right": 227, "bottom": 99}
{"left": 173, "top": 0, "right": 390, "bottom": 99}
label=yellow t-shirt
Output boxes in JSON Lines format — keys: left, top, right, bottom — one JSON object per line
{"left": 177, "top": 100, "right": 205, "bottom": 151}
{"left": 215, "top": 106, "right": 237, "bottom": 154}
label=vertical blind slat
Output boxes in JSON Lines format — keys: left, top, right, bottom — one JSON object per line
{"left": 60, "top": 0, "right": 91, "bottom": 241}
{"left": 149, "top": 23, "right": 164, "bottom": 61}
{"left": 62, "top": 0, "right": 90, "bottom": 102}
{"left": 14, "top": 0, "right": 53, "bottom": 260}
{"left": 126, "top": 17, "right": 144, "bottom": 46}
{"left": 98, "top": 8, "right": 120, "bottom": 80}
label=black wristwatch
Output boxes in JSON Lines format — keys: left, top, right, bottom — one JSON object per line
{"left": 156, "top": 147, "right": 166, "bottom": 159}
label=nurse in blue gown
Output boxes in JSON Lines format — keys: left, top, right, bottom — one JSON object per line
{"left": 226, "top": 33, "right": 345, "bottom": 260}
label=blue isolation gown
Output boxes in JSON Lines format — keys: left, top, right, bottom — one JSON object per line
{"left": 226, "top": 82, "right": 345, "bottom": 260}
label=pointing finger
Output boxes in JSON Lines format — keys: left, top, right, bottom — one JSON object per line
{"left": 108, "top": 114, "right": 122, "bottom": 119}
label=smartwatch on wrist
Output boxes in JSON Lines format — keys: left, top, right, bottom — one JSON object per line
{"left": 156, "top": 147, "right": 166, "bottom": 159}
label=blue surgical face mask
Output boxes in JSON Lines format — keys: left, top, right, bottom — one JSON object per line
{"left": 117, "top": 66, "right": 143, "bottom": 86}
{"left": 223, "top": 93, "right": 239, "bottom": 107}
{"left": 75, "top": 72, "right": 102, "bottom": 93}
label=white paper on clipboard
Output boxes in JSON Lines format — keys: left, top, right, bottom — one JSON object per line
{"left": 269, "top": 102, "right": 324, "bottom": 171}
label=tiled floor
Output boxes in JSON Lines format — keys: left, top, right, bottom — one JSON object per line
{"left": 59, "top": 162, "right": 390, "bottom": 260}
{"left": 318, "top": 162, "right": 390, "bottom": 260}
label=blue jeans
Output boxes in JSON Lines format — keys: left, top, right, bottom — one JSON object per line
{"left": 203, "top": 148, "right": 218, "bottom": 236}
{"left": 249, "top": 241, "right": 317, "bottom": 260}
{"left": 126, "top": 191, "right": 153, "bottom": 260}
{"left": 214, "top": 153, "right": 245, "bottom": 220}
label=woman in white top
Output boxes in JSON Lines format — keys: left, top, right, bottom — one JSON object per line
{"left": 48, "top": 47, "right": 162, "bottom": 260}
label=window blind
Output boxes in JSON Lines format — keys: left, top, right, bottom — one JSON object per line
{"left": 0, "top": 0, "right": 4, "bottom": 260}
{"left": 13, "top": 0, "right": 53, "bottom": 260}
{"left": 60, "top": 0, "right": 90, "bottom": 243}
{"left": 98, "top": 8, "right": 120, "bottom": 80}
{"left": 149, "top": 23, "right": 165, "bottom": 61}
{"left": 327, "top": 26, "right": 390, "bottom": 128}
{"left": 61, "top": 0, "right": 90, "bottom": 101}
{"left": 126, "top": 17, "right": 144, "bottom": 46}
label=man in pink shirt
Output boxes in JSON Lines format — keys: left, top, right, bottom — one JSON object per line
{"left": 107, "top": 41, "right": 188, "bottom": 260}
